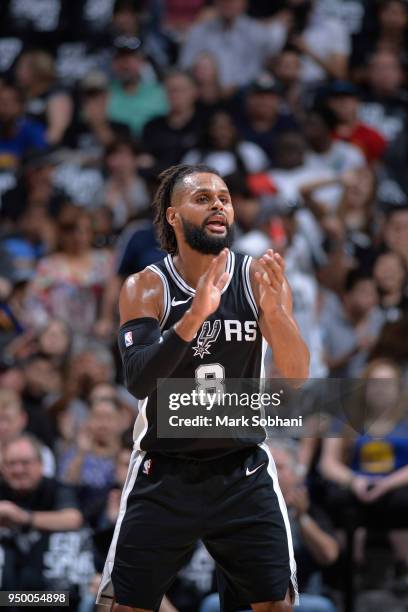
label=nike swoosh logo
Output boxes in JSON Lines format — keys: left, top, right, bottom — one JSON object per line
{"left": 246, "top": 463, "right": 265, "bottom": 477}
{"left": 171, "top": 297, "right": 192, "bottom": 306}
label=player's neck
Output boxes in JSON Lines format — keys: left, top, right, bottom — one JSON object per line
{"left": 172, "top": 245, "right": 223, "bottom": 289}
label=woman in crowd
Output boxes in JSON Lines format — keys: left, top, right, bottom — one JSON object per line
{"left": 373, "top": 251, "right": 408, "bottom": 322}
{"left": 25, "top": 203, "right": 112, "bottom": 340}
{"left": 14, "top": 50, "right": 73, "bottom": 145}
{"left": 352, "top": 0, "right": 408, "bottom": 74}
{"left": 320, "top": 358, "right": 408, "bottom": 569}
{"left": 98, "top": 138, "right": 150, "bottom": 230}
{"left": 191, "top": 52, "right": 225, "bottom": 114}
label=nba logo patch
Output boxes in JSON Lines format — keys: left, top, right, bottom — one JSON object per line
{"left": 124, "top": 331, "right": 133, "bottom": 347}
{"left": 143, "top": 459, "right": 152, "bottom": 475}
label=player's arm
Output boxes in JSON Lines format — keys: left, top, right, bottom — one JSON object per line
{"left": 250, "top": 251, "right": 309, "bottom": 383}
{"left": 119, "top": 250, "right": 230, "bottom": 399}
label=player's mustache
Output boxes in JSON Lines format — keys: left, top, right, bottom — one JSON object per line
{"left": 203, "top": 213, "right": 229, "bottom": 228}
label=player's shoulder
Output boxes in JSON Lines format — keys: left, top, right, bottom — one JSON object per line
{"left": 120, "top": 261, "right": 166, "bottom": 300}
{"left": 119, "top": 262, "right": 166, "bottom": 323}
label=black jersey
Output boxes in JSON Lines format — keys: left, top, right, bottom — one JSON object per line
{"left": 132, "top": 250, "right": 267, "bottom": 460}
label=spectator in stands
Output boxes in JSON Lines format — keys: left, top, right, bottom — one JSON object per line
{"left": 14, "top": 50, "right": 73, "bottom": 146}
{"left": 359, "top": 49, "right": 408, "bottom": 148}
{"left": 95, "top": 444, "right": 131, "bottom": 532}
{"left": 304, "top": 105, "right": 365, "bottom": 175}
{"left": 89, "top": 382, "right": 136, "bottom": 432}
{"left": 142, "top": 70, "right": 202, "bottom": 170}
{"left": 319, "top": 359, "right": 408, "bottom": 565}
{"left": 58, "top": 398, "right": 123, "bottom": 522}
{"left": 0, "top": 82, "right": 46, "bottom": 171}
{"left": 37, "top": 318, "right": 72, "bottom": 369}
{"left": 0, "top": 434, "right": 87, "bottom": 598}
{"left": 301, "top": 167, "right": 377, "bottom": 274}
{"left": 63, "top": 71, "right": 131, "bottom": 159}
{"left": 0, "top": 388, "right": 55, "bottom": 476}
{"left": 272, "top": 46, "right": 304, "bottom": 117}
{"left": 286, "top": 0, "right": 350, "bottom": 83}
{"left": 352, "top": 0, "right": 408, "bottom": 78}
{"left": 326, "top": 81, "right": 387, "bottom": 163}
{"left": 373, "top": 251, "right": 408, "bottom": 322}
{"left": 320, "top": 269, "right": 385, "bottom": 377}
{"left": 0, "top": 148, "right": 65, "bottom": 224}
{"left": 20, "top": 353, "right": 62, "bottom": 449}
{"left": 382, "top": 206, "right": 408, "bottom": 269}
{"left": 49, "top": 344, "right": 118, "bottom": 462}
{"left": 97, "top": 138, "right": 150, "bottom": 230}
{"left": 369, "top": 310, "right": 408, "bottom": 374}
{"left": 25, "top": 204, "right": 112, "bottom": 339}
{"left": 267, "top": 130, "right": 329, "bottom": 202}
{"left": 191, "top": 53, "right": 225, "bottom": 115}
{"left": 182, "top": 110, "right": 269, "bottom": 176}
{"left": 374, "top": 0, "right": 408, "bottom": 55}
{"left": 0, "top": 389, "right": 27, "bottom": 458}
{"left": 0, "top": 274, "right": 27, "bottom": 356}
{"left": 0, "top": 204, "right": 56, "bottom": 292}
{"left": 108, "top": 35, "right": 168, "bottom": 135}
{"left": 0, "top": 434, "right": 82, "bottom": 531}
{"left": 0, "top": 361, "right": 24, "bottom": 395}
{"left": 234, "top": 74, "right": 298, "bottom": 164}
{"left": 112, "top": 0, "right": 176, "bottom": 69}
{"left": 179, "top": 0, "right": 288, "bottom": 90}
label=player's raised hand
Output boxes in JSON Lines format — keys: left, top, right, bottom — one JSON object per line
{"left": 190, "top": 248, "right": 230, "bottom": 321}
{"left": 254, "top": 249, "right": 285, "bottom": 315}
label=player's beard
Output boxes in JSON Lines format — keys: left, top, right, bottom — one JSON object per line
{"left": 181, "top": 218, "right": 234, "bottom": 255}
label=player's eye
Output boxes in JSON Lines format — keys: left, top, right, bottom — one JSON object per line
{"left": 197, "top": 196, "right": 209, "bottom": 203}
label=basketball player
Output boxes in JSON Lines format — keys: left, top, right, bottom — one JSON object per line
{"left": 97, "top": 164, "right": 310, "bottom": 612}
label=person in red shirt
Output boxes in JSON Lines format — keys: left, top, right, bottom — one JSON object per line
{"left": 325, "top": 80, "right": 387, "bottom": 163}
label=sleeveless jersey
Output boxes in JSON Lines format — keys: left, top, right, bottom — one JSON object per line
{"left": 132, "top": 250, "right": 267, "bottom": 460}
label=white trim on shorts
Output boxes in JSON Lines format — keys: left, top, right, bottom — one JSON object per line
{"left": 260, "top": 441, "right": 299, "bottom": 605}
{"left": 96, "top": 449, "right": 146, "bottom": 607}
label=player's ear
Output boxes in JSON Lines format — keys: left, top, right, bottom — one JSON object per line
{"left": 166, "top": 206, "right": 177, "bottom": 227}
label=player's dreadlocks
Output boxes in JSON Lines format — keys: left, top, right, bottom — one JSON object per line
{"left": 153, "top": 163, "right": 220, "bottom": 255}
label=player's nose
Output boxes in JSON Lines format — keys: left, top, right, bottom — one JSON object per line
{"left": 210, "top": 197, "right": 225, "bottom": 211}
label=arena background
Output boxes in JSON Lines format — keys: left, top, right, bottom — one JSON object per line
{"left": 0, "top": 1, "right": 408, "bottom": 611}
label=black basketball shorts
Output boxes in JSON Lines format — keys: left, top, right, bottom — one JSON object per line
{"left": 96, "top": 444, "right": 298, "bottom": 611}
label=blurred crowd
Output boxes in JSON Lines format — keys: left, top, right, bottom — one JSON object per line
{"left": 1, "top": 0, "right": 408, "bottom": 610}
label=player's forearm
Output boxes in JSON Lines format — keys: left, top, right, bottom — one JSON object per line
{"left": 62, "top": 452, "right": 86, "bottom": 485}
{"left": 31, "top": 509, "right": 83, "bottom": 531}
{"left": 319, "top": 440, "right": 354, "bottom": 486}
{"left": 383, "top": 466, "right": 408, "bottom": 490}
{"left": 119, "top": 312, "right": 204, "bottom": 400}
{"left": 298, "top": 515, "right": 339, "bottom": 565}
{"left": 260, "top": 308, "right": 309, "bottom": 382}
{"left": 174, "top": 308, "right": 204, "bottom": 341}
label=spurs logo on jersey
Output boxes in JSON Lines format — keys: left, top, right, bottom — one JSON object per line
{"left": 193, "top": 320, "right": 221, "bottom": 358}
{"left": 192, "top": 319, "right": 258, "bottom": 358}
